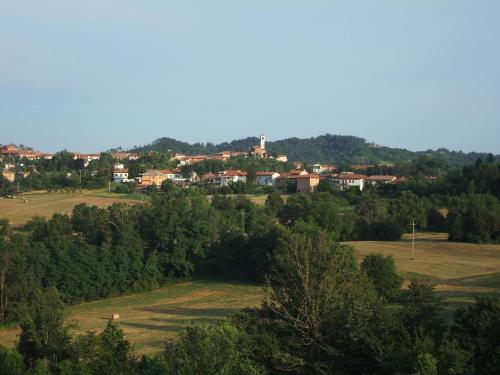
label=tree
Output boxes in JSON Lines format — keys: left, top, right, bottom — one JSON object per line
{"left": 389, "top": 191, "right": 428, "bottom": 230}
{"left": 441, "top": 297, "right": 500, "bottom": 375}
{"left": 263, "top": 222, "right": 380, "bottom": 373}
{"left": 361, "top": 254, "right": 403, "bottom": 302}
{"left": 93, "top": 321, "right": 136, "bottom": 374}
{"left": 414, "top": 352, "right": 438, "bottom": 375}
{"left": 265, "top": 192, "right": 284, "bottom": 215}
{"left": 448, "top": 194, "right": 500, "bottom": 243}
{"left": 357, "top": 191, "right": 387, "bottom": 226}
{"left": 165, "top": 321, "right": 265, "bottom": 374}
{"left": 18, "top": 288, "right": 71, "bottom": 369}
{"left": 0, "top": 345, "right": 25, "bottom": 375}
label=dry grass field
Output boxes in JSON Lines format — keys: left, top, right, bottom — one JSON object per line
{"left": 0, "top": 190, "right": 143, "bottom": 227}
{"left": 345, "top": 232, "right": 500, "bottom": 309}
{"left": 0, "top": 281, "right": 264, "bottom": 355}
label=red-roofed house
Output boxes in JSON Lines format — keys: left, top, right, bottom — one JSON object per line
{"left": 312, "top": 164, "right": 337, "bottom": 174}
{"left": 330, "top": 172, "right": 367, "bottom": 191}
{"left": 255, "top": 171, "right": 280, "bottom": 186}
{"left": 208, "top": 170, "right": 247, "bottom": 187}
{"left": 113, "top": 168, "right": 130, "bottom": 183}
{"left": 366, "top": 175, "right": 397, "bottom": 185}
{"left": 276, "top": 173, "right": 320, "bottom": 193}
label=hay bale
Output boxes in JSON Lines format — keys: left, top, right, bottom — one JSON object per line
{"left": 112, "top": 313, "right": 120, "bottom": 320}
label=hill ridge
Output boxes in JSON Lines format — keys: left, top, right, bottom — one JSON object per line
{"left": 131, "top": 134, "right": 499, "bottom": 166}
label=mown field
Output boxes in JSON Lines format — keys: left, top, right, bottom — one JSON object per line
{"left": 0, "top": 190, "right": 285, "bottom": 228}
{"left": 0, "top": 281, "right": 264, "bottom": 355}
{"left": 0, "top": 190, "right": 143, "bottom": 227}
{"left": 346, "top": 232, "right": 500, "bottom": 316}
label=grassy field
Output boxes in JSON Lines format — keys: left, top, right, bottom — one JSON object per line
{"left": 0, "top": 190, "right": 143, "bottom": 227}
{"left": 0, "top": 190, "right": 286, "bottom": 228}
{"left": 0, "top": 281, "right": 264, "bottom": 355}
{"left": 345, "top": 232, "right": 500, "bottom": 314}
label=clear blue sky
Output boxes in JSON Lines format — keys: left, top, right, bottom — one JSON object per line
{"left": 1, "top": 1, "right": 499, "bottom": 153}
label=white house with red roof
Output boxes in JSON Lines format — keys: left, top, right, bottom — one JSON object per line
{"left": 365, "top": 175, "right": 397, "bottom": 185}
{"left": 255, "top": 171, "right": 280, "bottom": 186}
{"left": 208, "top": 170, "right": 247, "bottom": 187}
{"left": 329, "top": 172, "right": 367, "bottom": 191}
{"left": 312, "top": 164, "right": 337, "bottom": 174}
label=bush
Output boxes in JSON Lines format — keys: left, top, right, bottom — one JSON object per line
{"left": 114, "top": 182, "right": 136, "bottom": 194}
{"left": 373, "top": 222, "right": 403, "bottom": 241}
{"left": 361, "top": 254, "right": 403, "bottom": 302}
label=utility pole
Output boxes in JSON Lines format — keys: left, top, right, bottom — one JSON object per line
{"left": 108, "top": 179, "right": 111, "bottom": 195}
{"left": 79, "top": 169, "right": 82, "bottom": 185}
{"left": 410, "top": 221, "right": 416, "bottom": 260}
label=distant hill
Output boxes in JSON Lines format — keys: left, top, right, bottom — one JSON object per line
{"left": 132, "top": 134, "right": 499, "bottom": 166}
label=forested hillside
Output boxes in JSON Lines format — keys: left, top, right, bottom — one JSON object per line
{"left": 132, "top": 134, "right": 499, "bottom": 166}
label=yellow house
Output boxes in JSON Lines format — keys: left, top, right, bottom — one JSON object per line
{"left": 2, "top": 170, "right": 15, "bottom": 182}
{"left": 140, "top": 170, "right": 168, "bottom": 187}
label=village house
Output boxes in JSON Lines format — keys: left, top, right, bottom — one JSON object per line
{"left": 137, "top": 169, "right": 186, "bottom": 188}
{"left": 312, "top": 164, "right": 337, "bottom": 174}
{"left": 365, "top": 175, "right": 398, "bottom": 185}
{"left": 296, "top": 174, "right": 320, "bottom": 193}
{"left": 0, "top": 145, "right": 52, "bottom": 160}
{"left": 2, "top": 169, "right": 15, "bottom": 182}
{"left": 329, "top": 172, "right": 367, "bottom": 191}
{"left": 183, "top": 155, "right": 208, "bottom": 165}
{"left": 138, "top": 169, "right": 168, "bottom": 187}
{"left": 113, "top": 162, "right": 132, "bottom": 183}
{"left": 113, "top": 168, "right": 130, "bottom": 183}
{"left": 73, "top": 153, "right": 100, "bottom": 167}
{"left": 276, "top": 173, "right": 320, "bottom": 193}
{"left": 159, "top": 169, "right": 185, "bottom": 183}
{"left": 275, "top": 155, "right": 288, "bottom": 163}
{"left": 112, "top": 152, "right": 140, "bottom": 160}
{"left": 207, "top": 170, "right": 247, "bottom": 187}
{"left": 0, "top": 145, "right": 19, "bottom": 157}
{"left": 351, "top": 164, "right": 374, "bottom": 171}
{"left": 215, "top": 150, "right": 244, "bottom": 160}
{"left": 255, "top": 171, "right": 280, "bottom": 186}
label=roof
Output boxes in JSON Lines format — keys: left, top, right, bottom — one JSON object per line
{"left": 351, "top": 164, "right": 374, "bottom": 170}
{"left": 277, "top": 173, "right": 319, "bottom": 181}
{"left": 141, "top": 169, "right": 167, "bottom": 177}
{"left": 338, "top": 173, "right": 367, "bottom": 180}
{"left": 256, "top": 171, "right": 278, "bottom": 176}
{"left": 113, "top": 168, "right": 129, "bottom": 173}
{"left": 366, "top": 175, "right": 396, "bottom": 181}
{"left": 289, "top": 169, "right": 308, "bottom": 176}
{"left": 220, "top": 170, "right": 247, "bottom": 177}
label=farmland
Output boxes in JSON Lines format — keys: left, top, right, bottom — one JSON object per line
{"left": 0, "top": 233, "right": 498, "bottom": 355}
{"left": 346, "top": 232, "right": 500, "bottom": 315}
{"left": 0, "top": 280, "right": 264, "bottom": 355}
{"left": 0, "top": 190, "right": 143, "bottom": 227}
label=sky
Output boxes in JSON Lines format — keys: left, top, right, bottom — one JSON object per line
{"left": 1, "top": 1, "right": 499, "bottom": 153}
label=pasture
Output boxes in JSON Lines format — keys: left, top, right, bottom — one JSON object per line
{"left": 0, "top": 281, "right": 264, "bottom": 355}
{"left": 0, "top": 190, "right": 143, "bottom": 227}
{"left": 346, "top": 232, "right": 500, "bottom": 313}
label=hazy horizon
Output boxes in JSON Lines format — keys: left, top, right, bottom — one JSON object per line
{"left": 1, "top": 1, "right": 499, "bottom": 153}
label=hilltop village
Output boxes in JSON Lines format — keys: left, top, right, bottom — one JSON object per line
{"left": 0, "top": 135, "right": 441, "bottom": 195}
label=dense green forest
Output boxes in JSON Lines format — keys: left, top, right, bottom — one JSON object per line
{"left": 132, "top": 134, "right": 500, "bottom": 166}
